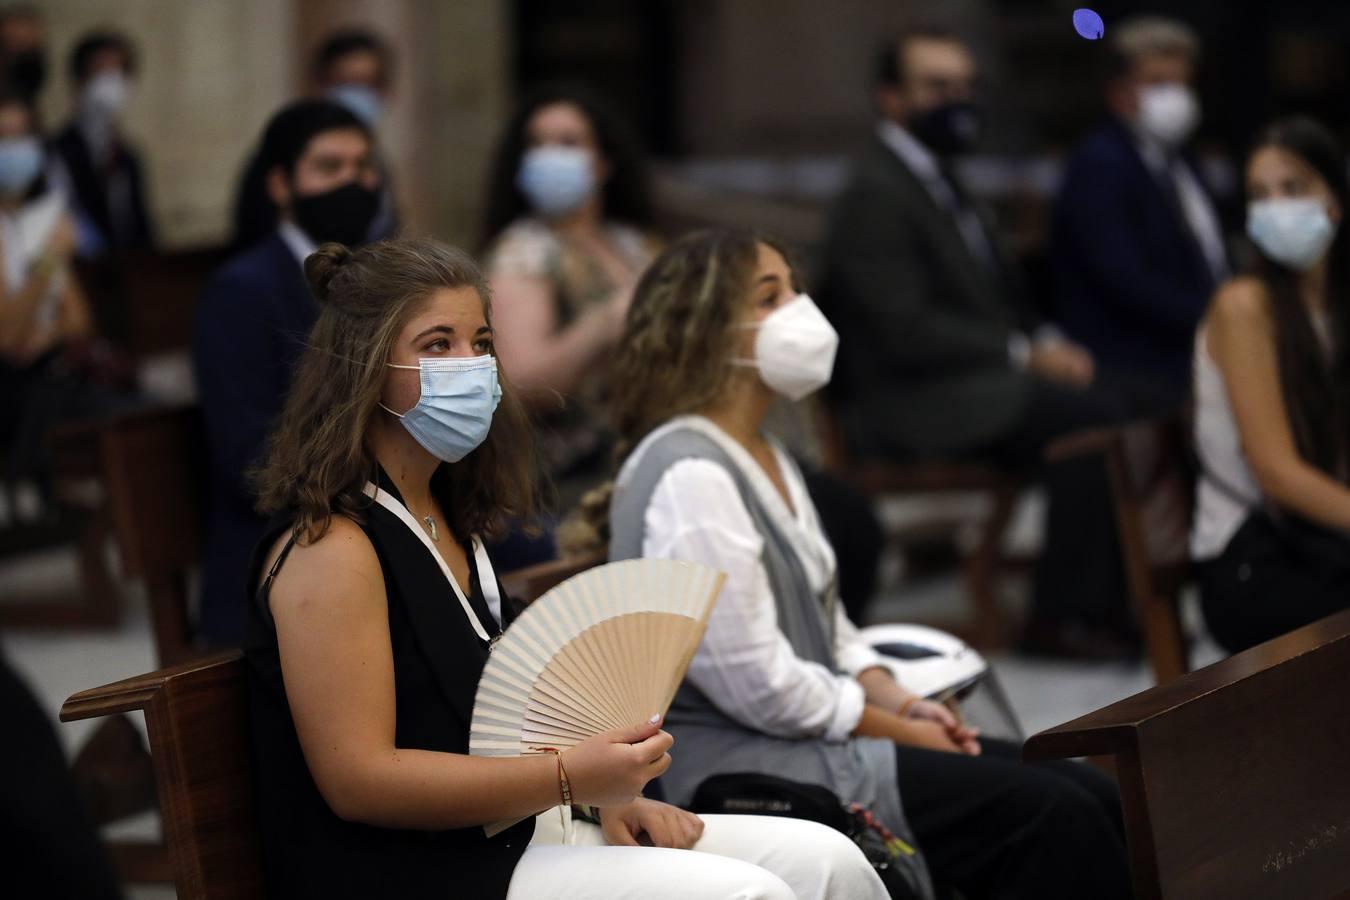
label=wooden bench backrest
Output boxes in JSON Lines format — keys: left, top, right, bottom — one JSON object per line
{"left": 99, "top": 405, "right": 206, "bottom": 580}
{"left": 62, "top": 653, "right": 264, "bottom": 900}
{"left": 1025, "top": 609, "right": 1350, "bottom": 899}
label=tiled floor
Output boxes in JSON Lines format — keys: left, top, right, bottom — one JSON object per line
{"left": 2, "top": 535, "right": 1222, "bottom": 900}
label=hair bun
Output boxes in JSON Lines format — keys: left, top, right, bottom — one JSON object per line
{"left": 305, "top": 242, "right": 354, "bottom": 304}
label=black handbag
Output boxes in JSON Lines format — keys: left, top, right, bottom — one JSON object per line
{"left": 690, "top": 772, "right": 931, "bottom": 900}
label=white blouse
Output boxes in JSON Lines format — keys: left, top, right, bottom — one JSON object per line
{"left": 617, "top": 415, "right": 884, "bottom": 743}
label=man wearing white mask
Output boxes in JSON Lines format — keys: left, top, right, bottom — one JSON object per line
{"left": 52, "top": 30, "right": 154, "bottom": 256}
{"left": 1052, "top": 16, "right": 1228, "bottom": 396}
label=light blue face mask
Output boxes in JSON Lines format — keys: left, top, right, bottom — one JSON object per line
{"left": 0, "top": 136, "right": 43, "bottom": 195}
{"left": 516, "top": 145, "right": 594, "bottom": 217}
{"left": 1247, "top": 198, "right": 1338, "bottom": 272}
{"left": 329, "top": 84, "right": 384, "bottom": 127}
{"left": 380, "top": 355, "right": 502, "bottom": 463}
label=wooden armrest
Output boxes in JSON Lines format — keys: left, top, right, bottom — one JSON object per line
{"left": 1025, "top": 608, "right": 1350, "bottom": 761}
{"left": 500, "top": 552, "right": 607, "bottom": 606}
{"left": 60, "top": 650, "right": 242, "bottom": 722}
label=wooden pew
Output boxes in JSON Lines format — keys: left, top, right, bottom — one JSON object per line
{"left": 94, "top": 404, "right": 207, "bottom": 666}
{"left": 1045, "top": 417, "right": 1193, "bottom": 684}
{"left": 1024, "top": 608, "right": 1350, "bottom": 899}
{"left": 819, "top": 407, "right": 1027, "bottom": 649}
{"left": 61, "top": 652, "right": 263, "bottom": 900}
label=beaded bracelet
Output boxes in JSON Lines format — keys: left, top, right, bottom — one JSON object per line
{"left": 897, "top": 696, "right": 919, "bottom": 718}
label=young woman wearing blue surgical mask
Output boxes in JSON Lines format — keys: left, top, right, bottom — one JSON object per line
{"left": 565, "top": 229, "right": 1130, "bottom": 900}
{"left": 1192, "top": 116, "right": 1350, "bottom": 653}
{"left": 479, "top": 85, "right": 659, "bottom": 504}
{"left": 0, "top": 89, "right": 92, "bottom": 365}
{"left": 246, "top": 237, "right": 887, "bottom": 900}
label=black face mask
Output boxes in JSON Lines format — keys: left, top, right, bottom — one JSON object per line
{"left": 907, "top": 101, "right": 982, "bottom": 157}
{"left": 291, "top": 181, "right": 379, "bottom": 248}
{"left": 8, "top": 50, "right": 46, "bottom": 100}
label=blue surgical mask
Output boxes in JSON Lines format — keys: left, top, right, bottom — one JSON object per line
{"left": 329, "top": 84, "right": 384, "bottom": 127}
{"left": 1247, "top": 198, "right": 1338, "bottom": 272}
{"left": 380, "top": 356, "right": 502, "bottom": 462}
{"left": 0, "top": 136, "right": 43, "bottom": 194}
{"left": 516, "top": 145, "right": 594, "bottom": 217}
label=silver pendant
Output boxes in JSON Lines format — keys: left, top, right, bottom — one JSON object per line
{"left": 424, "top": 515, "right": 438, "bottom": 542}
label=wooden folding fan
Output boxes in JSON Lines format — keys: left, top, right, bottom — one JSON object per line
{"left": 469, "top": 558, "right": 725, "bottom": 834}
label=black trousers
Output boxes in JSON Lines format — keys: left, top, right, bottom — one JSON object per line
{"left": 1196, "top": 515, "right": 1350, "bottom": 654}
{"left": 895, "top": 737, "right": 1131, "bottom": 900}
{"left": 801, "top": 466, "right": 884, "bottom": 624}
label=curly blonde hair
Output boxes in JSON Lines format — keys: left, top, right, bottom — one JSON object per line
{"left": 252, "top": 238, "right": 540, "bottom": 544}
{"left": 610, "top": 228, "right": 786, "bottom": 461}
{"left": 558, "top": 228, "right": 786, "bottom": 556}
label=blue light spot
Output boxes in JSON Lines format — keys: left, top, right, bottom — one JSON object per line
{"left": 1073, "top": 8, "right": 1105, "bottom": 41}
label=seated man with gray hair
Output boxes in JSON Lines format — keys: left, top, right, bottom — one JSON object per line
{"left": 1051, "top": 15, "right": 1230, "bottom": 396}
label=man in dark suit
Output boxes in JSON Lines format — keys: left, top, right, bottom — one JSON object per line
{"left": 51, "top": 31, "right": 154, "bottom": 255}
{"left": 821, "top": 27, "right": 1122, "bottom": 467}
{"left": 230, "top": 29, "right": 398, "bottom": 254}
{"left": 820, "top": 28, "right": 1154, "bottom": 657}
{"left": 193, "top": 100, "right": 381, "bottom": 645}
{"left": 1053, "top": 16, "right": 1227, "bottom": 393}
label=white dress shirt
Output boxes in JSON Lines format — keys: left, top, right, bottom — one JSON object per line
{"left": 278, "top": 220, "right": 318, "bottom": 267}
{"left": 617, "top": 415, "right": 885, "bottom": 743}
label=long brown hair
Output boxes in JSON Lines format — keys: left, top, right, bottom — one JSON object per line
{"left": 1248, "top": 117, "right": 1350, "bottom": 477}
{"left": 253, "top": 238, "right": 540, "bottom": 543}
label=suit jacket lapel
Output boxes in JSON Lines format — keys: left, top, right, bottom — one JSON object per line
{"left": 869, "top": 137, "right": 1010, "bottom": 324}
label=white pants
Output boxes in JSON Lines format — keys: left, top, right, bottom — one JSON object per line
{"left": 506, "top": 810, "right": 888, "bottom": 900}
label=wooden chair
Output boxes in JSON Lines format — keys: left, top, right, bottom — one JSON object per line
{"left": 0, "top": 419, "right": 122, "bottom": 629}
{"left": 95, "top": 403, "right": 208, "bottom": 666}
{"left": 1045, "top": 418, "right": 1192, "bottom": 684}
{"left": 61, "top": 652, "right": 264, "bottom": 900}
{"left": 819, "top": 408, "right": 1026, "bottom": 649}
{"left": 1025, "top": 608, "right": 1350, "bottom": 900}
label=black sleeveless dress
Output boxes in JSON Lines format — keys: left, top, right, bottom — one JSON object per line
{"left": 242, "top": 469, "right": 534, "bottom": 899}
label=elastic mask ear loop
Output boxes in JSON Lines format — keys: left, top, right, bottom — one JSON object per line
{"left": 730, "top": 320, "right": 761, "bottom": 368}
{"left": 380, "top": 361, "right": 421, "bottom": 418}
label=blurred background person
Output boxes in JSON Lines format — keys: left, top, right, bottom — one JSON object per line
{"left": 0, "top": 86, "right": 114, "bottom": 512}
{"left": 0, "top": 4, "right": 46, "bottom": 102}
{"left": 229, "top": 27, "right": 397, "bottom": 254}
{"left": 480, "top": 83, "right": 659, "bottom": 507}
{"left": 819, "top": 28, "right": 1150, "bottom": 658}
{"left": 1192, "top": 116, "right": 1350, "bottom": 655}
{"left": 51, "top": 29, "right": 155, "bottom": 259}
{"left": 193, "top": 99, "right": 380, "bottom": 646}
{"left": 1053, "top": 16, "right": 1227, "bottom": 397}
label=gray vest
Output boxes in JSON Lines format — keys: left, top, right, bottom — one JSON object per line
{"left": 610, "top": 427, "right": 929, "bottom": 891}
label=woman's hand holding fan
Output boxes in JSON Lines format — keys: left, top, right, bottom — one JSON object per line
{"left": 561, "top": 715, "right": 674, "bottom": 807}
{"left": 470, "top": 559, "right": 725, "bottom": 834}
